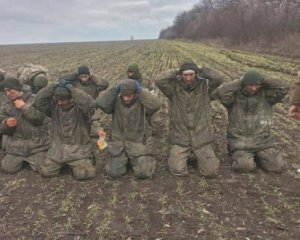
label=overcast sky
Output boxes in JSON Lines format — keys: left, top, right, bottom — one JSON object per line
{"left": 0, "top": 0, "right": 199, "bottom": 44}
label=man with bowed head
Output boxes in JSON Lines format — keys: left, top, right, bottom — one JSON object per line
{"left": 34, "top": 78, "right": 97, "bottom": 180}
{"left": 96, "top": 78, "right": 161, "bottom": 179}
{"left": 0, "top": 77, "right": 49, "bottom": 173}
{"left": 155, "top": 60, "right": 224, "bottom": 177}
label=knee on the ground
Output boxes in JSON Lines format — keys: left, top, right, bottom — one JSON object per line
{"left": 1, "top": 161, "right": 21, "bottom": 174}
{"left": 39, "top": 166, "right": 60, "bottom": 178}
{"left": 73, "top": 165, "right": 96, "bottom": 180}
{"left": 198, "top": 160, "right": 220, "bottom": 178}
{"left": 133, "top": 156, "right": 156, "bottom": 179}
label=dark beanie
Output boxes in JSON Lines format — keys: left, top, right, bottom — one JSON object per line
{"left": 120, "top": 79, "right": 137, "bottom": 94}
{"left": 54, "top": 86, "right": 71, "bottom": 98}
{"left": 78, "top": 65, "right": 90, "bottom": 75}
{"left": 2, "top": 77, "right": 22, "bottom": 91}
{"left": 241, "top": 70, "right": 263, "bottom": 86}
{"left": 179, "top": 60, "right": 199, "bottom": 74}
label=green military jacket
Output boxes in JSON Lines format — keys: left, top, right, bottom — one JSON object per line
{"left": 17, "top": 64, "right": 49, "bottom": 85}
{"left": 155, "top": 67, "right": 223, "bottom": 149}
{"left": 0, "top": 91, "right": 49, "bottom": 156}
{"left": 216, "top": 76, "right": 289, "bottom": 152}
{"left": 96, "top": 87, "right": 161, "bottom": 157}
{"left": 34, "top": 85, "right": 96, "bottom": 163}
{"left": 74, "top": 74, "right": 109, "bottom": 99}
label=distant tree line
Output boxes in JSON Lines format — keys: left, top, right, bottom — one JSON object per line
{"left": 159, "top": 0, "right": 300, "bottom": 44}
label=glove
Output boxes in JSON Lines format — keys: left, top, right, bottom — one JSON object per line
{"left": 58, "top": 79, "right": 73, "bottom": 92}
{"left": 116, "top": 84, "right": 121, "bottom": 93}
{"left": 65, "top": 83, "right": 73, "bottom": 92}
{"left": 135, "top": 81, "right": 142, "bottom": 93}
{"left": 58, "top": 78, "right": 68, "bottom": 86}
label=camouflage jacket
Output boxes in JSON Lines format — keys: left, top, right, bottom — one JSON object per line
{"left": 62, "top": 73, "right": 109, "bottom": 99}
{"left": 96, "top": 87, "right": 161, "bottom": 156}
{"left": 216, "top": 76, "right": 289, "bottom": 152}
{"left": 0, "top": 91, "right": 49, "bottom": 156}
{"left": 128, "top": 75, "right": 154, "bottom": 91}
{"left": 17, "top": 64, "right": 49, "bottom": 85}
{"left": 34, "top": 85, "right": 96, "bottom": 163}
{"left": 155, "top": 67, "right": 223, "bottom": 149}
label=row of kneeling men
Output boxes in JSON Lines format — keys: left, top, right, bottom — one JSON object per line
{"left": 0, "top": 61, "right": 299, "bottom": 180}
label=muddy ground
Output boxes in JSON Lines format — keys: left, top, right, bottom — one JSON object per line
{"left": 0, "top": 40, "right": 299, "bottom": 239}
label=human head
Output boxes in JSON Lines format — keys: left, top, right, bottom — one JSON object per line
{"left": 54, "top": 86, "right": 73, "bottom": 110}
{"left": 119, "top": 78, "right": 137, "bottom": 105}
{"left": 241, "top": 70, "right": 263, "bottom": 95}
{"left": 179, "top": 60, "right": 199, "bottom": 85}
{"left": 2, "top": 77, "right": 23, "bottom": 100}
{"left": 32, "top": 73, "right": 48, "bottom": 93}
{"left": 127, "top": 63, "right": 141, "bottom": 80}
{"left": 78, "top": 65, "right": 91, "bottom": 83}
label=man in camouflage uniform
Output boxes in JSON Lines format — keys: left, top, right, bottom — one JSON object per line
{"left": 127, "top": 63, "right": 154, "bottom": 91}
{"left": 215, "top": 70, "right": 289, "bottom": 173}
{"left": 17, "top": 64, "right": 49, "bottom": 93}
{"left": 155, "top": 60, "right": 223, "bottom": 177}
{"left": 34, "top": 79, "right": 97, "bottom": 180}
{"left": 96, "top": 79, "right": 161, "bottom": 179}
{"left": 0, "top": 77, "right": 49, "bottom": 173}
{"left": 289, "top": 72, "right": 300, "bottom": 120}
{"left": 61, "top": 65, "right": 109, "bottom": 137}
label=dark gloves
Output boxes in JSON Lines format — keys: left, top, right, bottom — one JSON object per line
{"left": 135, "top": 81, "right": 142, "bottom": 93}
{"left": 58, "top": 78, "right": 73, "bottom": 91}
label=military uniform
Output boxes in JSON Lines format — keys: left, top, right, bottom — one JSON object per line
{"left": 216, "top": 71, "right": 289, "bottom": 173}
{"left": 75, "top": 74, "right": 109, "bottom": 137}
{"left": 0, "top": 79, "right": 49, "bottom": 173}
{"left": 156, "top": 64, "right": 223, "bottom": 177}
{"left": 17, "top": 64, "right": 49, "bottom": 93}
{"left": 34, "top": 84, "right": 97, "bottom": 180}
{"left": 96, "top": 79, "right": 161, "bottom": 179}
{"left": 127, "top": 63, "right": 154, "bottom": 91}
{"left": 61, "top": 70, "right": 109, "bottom": 137}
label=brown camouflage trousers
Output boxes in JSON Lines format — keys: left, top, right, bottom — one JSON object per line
{"left": 39, "top": 158, "right": 96, "bottom": 180}
{"left": 168, "top": 144, "right": 220, "bottom": 178}
{"left": 1, "top": 151, "right": 47, "bottom": 173}
{"left": 231, "top": 147, "right": 286, "bottom": 173}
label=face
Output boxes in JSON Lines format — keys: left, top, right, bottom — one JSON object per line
{"left": 4, "top": 88, "right": 22, "bottom": 101}
{"left": 181, "top": 71, "right": 196, "bottom": 85}
{"left": 79, "top": 74, "right": 90, "bottom": 83}
{"left": 245, "top": 84, "right": 261, "bottom": 95}
{"left": 57, "top": 97, "right": 73, "bottom": 110}
{"left": 121, "top": 92, "right": 136, "bottom": 105}
{"left": 127, "top": 71, "right": 134, "bottom": 77}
